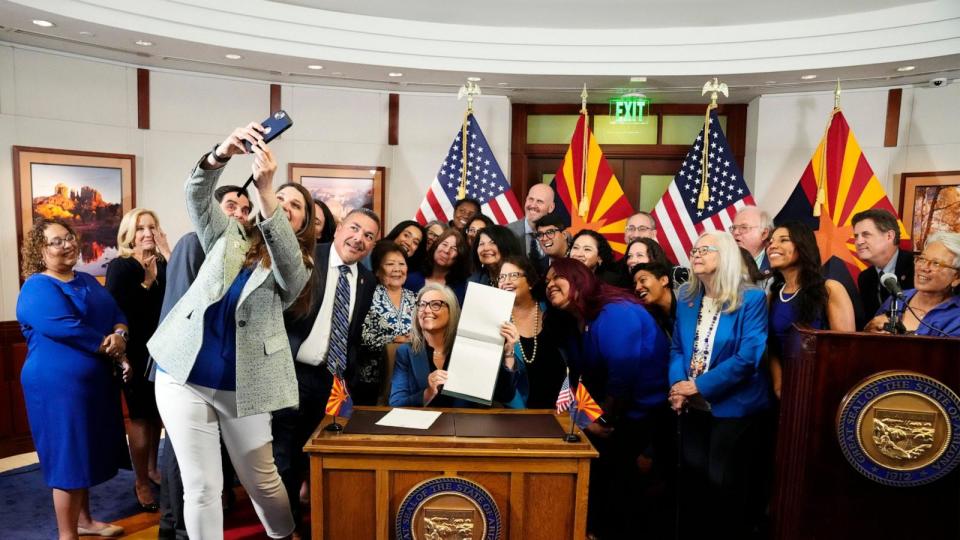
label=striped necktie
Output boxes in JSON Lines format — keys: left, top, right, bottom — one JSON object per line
{"left": 327, "top": 265, "right": 351, "bottom": 377}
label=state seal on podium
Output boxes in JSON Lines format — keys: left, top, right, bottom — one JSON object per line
{"left": 396, "top": 477, "right": 501, "bottom": 540}
{"left": 837, "top": 370, "right": 960, "bottom": 487}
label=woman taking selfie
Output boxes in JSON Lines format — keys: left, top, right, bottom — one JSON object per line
{"left": 148, "top": 123, "right": 312, "bottom": 539}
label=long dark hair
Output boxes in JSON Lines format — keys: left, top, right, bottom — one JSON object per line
{"left": 769, "top": 221, "right": 828, "bottom": 325}
{"left": 423, "top": 228, "right": 471, "bottom": 284}
{"left": 472, "top": 225, "right": 523, "bottom": 275}
{"left": 625, "top": 237, "right": 671, "bottom": 272}
{"left": 571, "top": 230, "right": 616, "bottom": 273}
{"left": 245, "top": 182, "right": 316, "bottom": 319}
{"left": 313, "top": 198, "right": 336, "bottom": 243}
{"left": 385, "top": 220, "right": 426, "bottom": 269}
{"left": 548, "top": 258, "right": 638, "bottom": 321}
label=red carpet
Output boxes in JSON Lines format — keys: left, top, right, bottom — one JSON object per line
{"left": 224, "top": 491, "right": 309, "bottom": 540}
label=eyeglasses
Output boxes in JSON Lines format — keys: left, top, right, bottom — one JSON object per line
{"left": 728, "top": 225, "right": 759, "bottom": 234}
{"left": 467, "top": 227, "right": 485, "bottom": 235}
{"left": 46, "top": 234, "right": 77, "bottom": 249}
{"left": 915, "top": 256, "right": 959, "bottom": 272}
{"left": 689, "top": 246, "right": 720, "bottom": 257}
{"left": 417, "top": 300, "right": 449, "bottom": 313}
{"left": 535, "top": 229, "right": 561, "bottom": 240}
{"left": 625, "top": 225, "right": 655, "bottom": 234}
{"left": 497, "top": 272, "right": 526, "bottom": 283}
{"left": 437, "top": 243, "right": 459, "bottom": 255}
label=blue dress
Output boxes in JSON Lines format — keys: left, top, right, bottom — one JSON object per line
{"left": 17, "top": 272, "right": 128, "bottom": 489}
{"left": 768, "top": 291, "right": 823, "bottom": 359}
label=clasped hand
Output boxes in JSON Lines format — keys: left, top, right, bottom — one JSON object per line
{"left": 668, "top": 380, "right": 698, "bottom": 412}
{"left": 99, "top": 333, "right": 126, "bottom": 359}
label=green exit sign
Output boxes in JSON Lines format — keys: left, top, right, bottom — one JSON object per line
{"left": 609, "top": 95, "right": 650, "bottom": 124}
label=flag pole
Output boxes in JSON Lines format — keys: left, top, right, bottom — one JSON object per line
{"left": 325, "top": 413, "right": 343, "bottom": 432}
{"left": 457, "top": 81, "right": 481, "bottom": 201}
{"left": 564, "top": 376, "right": 581, "bottom": 443}
{"left": 697, "top": 78, "right": 728, "bottom": 210}
{"left": 813, "top": 79, "right": 842, "bottom": 218}
{"left": 578, "top": 84, "right": 590, "bottom": 218}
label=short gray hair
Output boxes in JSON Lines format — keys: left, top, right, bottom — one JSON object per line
{"left": 925, "top": 231, "right": 960, "bottom": 268}
{"left": 410, "top": 283, "right": 461, "bottom": 359}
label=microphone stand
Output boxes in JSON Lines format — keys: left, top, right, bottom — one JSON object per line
{"left": 883, "top": 294, "right": 907, "bottom": 335}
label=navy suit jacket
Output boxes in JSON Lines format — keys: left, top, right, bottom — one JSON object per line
{"left": 285, "top": 243, "right": 376, "bottom": 386}
{"left": 389, "top": 344, "right": 517, "bottom": 408}
{"left": 669, "top": 286, "right": 771, "bottom": 418}
{"left": 857, "top": 249, "right": 915, "bottom": 322}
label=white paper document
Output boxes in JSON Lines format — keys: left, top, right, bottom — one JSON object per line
{"left": 442, "top": 282, "right": 516, "bottom": 405}
{"left": 375, "top": 408, "right": 442, "bottom": 430}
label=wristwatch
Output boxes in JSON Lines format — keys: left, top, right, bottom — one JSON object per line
{"left": 114, "top": 329, "right": 129, "bottom": 342}
{"left": 210, "top": 143, "right": 230, "bottom": 164}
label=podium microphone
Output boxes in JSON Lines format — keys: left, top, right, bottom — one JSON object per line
{"left": 880, "top": 272, "right": 907, "bottom": 334}
{"left": 880, "top": 272, "right": 905, "bottom": 299}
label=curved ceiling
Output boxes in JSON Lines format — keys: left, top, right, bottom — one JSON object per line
{"left": 1, "top": 0, "right": 958, "bottom": 103}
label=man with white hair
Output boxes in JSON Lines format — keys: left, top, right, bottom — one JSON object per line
{"left": 730, "top": 205, "right": 773, "bottom": 272}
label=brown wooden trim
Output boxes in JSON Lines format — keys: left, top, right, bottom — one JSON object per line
{"left": 388, "top": 93, "right": 399, "bottom": 146}
{"left": 884, "top": 88, "right": 902, "bottom": 147}
{"left": 136, "top": 68, "right": 149, "bottom": 130}
{"left": 288, "top": 163, "right": 387, "bottom": 230}
{"left": 269, "top": 84, "right": 281, "bottom": 114}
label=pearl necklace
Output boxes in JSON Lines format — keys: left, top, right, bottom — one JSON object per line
{"left": 779, "top": 286, "right": 801, "bottom": 303}
{"left": 511, "top": 303, "right": 541, "bottom": 364}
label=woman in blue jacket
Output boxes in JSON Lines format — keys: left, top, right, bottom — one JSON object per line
{"left": 389, "top": 283, "right": 519, "bottom": 408}
{"left": 668, "top": 231, "right": 773, "bottom": 538}
{"left": 546, "top": 257, "right": 671, "bottom": 539}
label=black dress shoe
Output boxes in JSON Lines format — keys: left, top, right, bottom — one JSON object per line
{"left": 135, "top": 489, "right": 159, "bottom": 513}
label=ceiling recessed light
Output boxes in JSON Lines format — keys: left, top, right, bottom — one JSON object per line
{"left": 897, "top": 65, "right": 916, "bottom": 72}
{"left": 388, "top": 72, "right": 403, "bottom": 77}
{"left": 765, "top": 80, "right": 777, "bottom": 84}
{"left": 630, "top": 76, "right": 647, "bottom": 83}
{"left": 801, "top": 74, "right": 817, "bottom": 80}
{"left": 307, "top": 64, "right": 323, "bottom": 70}
{"left": 32, "top": 19, "right": 55, "bottom": 28}
{"left": 225, "top": 53, "right": 243, "bottom": 60}
{"left": 78, "top": 31, "right": 95, "bottom": 37}
{"left": 467, "top": 76, "right": 482, "bottom": 82}
{"left": 135, "top": 40, "right": 153, "bottom": 47}
{"left": 497, "top": 82, "right": 509, "bottom": 86}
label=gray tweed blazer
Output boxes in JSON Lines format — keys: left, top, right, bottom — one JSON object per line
{"left": 147, "top": 160, "right": 310, "bottom": 417}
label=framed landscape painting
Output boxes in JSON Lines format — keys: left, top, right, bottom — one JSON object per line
{"left": 289, "top": 163, "right": 385, "bottom": 227}
{"left": 14, "top": 146, "right": 136, "bottom": 282}
{"left": 899, "top": 171, "right": 960, "bottom": 252}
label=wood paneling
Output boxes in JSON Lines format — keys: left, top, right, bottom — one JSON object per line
{"left": 270, "top": 84, "right": 282, "bottom": 115}
{"left": 523, "top": 473, "right": 576, "bottom": 539}
{"left": 324, "top": 469, "right": 377, "bottom": 540}
{"left": 0, "top": 321, "right": 30, "bottom": 457}
{"left": 136, "top": 68, "right": 149, "bottom": 130}
{"left": 885, "top": 88, "right": 902, "bottom": 147}
{"left": 388, "top": 93, "right": 399, "bottom": 146}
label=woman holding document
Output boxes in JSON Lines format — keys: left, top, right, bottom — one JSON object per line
{"left": 389, "top": 283, "right": 520, "bottom": 408}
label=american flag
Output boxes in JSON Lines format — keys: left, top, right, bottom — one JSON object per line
{"left": 555, "top": 373, "right": 574, "bottom": 414}
{"left": 652, "top": 110, "right": 756, "bottom": 266}
{"left": 415, "top": 113, "right": 522, "bottom": 225}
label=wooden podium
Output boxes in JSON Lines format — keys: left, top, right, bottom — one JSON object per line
{"left": 772, "top": 328, "right": 960, "bottom": 539}
{"left": 304, "top": 407, "right": 598, "bottom": 540}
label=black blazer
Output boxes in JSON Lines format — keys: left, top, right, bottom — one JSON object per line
{"left": 857, "top": 249, "right": 914, "bottom": 324}
{"left": 286, "top": 242, "right": 377, "bottom": 385}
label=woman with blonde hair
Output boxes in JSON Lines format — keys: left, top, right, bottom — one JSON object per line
{"left": 667, "top": 231, "right": 772, "bottom": 538}
{"left": 105, "top": 207, "right": 170, "bottom": 511}
{"left": 389, "top": 283, "right": 519, "bottom": 407}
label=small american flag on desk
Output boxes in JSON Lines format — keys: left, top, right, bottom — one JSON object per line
{"left": 416, "top": 113, "right": 522, "bottom": 225}
{"left": 652, "top": 110, "right": 755, "bottom": 266}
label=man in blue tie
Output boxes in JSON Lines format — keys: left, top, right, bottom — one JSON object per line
{"left": 273, "top": 207, "right": 379, "bottom": 535}
{"left": 508, "top": 183, "right": 556, "bottom": 274}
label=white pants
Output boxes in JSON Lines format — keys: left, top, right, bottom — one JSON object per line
{"left": 155, "top": 371, "right": 294, "bottom": 539}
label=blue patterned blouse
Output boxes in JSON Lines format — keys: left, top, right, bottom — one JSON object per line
{"left": 359, "top": 285, "right": 418, "bottom": 383}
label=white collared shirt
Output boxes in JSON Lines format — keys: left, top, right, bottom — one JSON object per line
{"left": 876, "top": 249, "right": 899, "bottom": 277}
{"left": 295, "top": 247, "right": 358, "bottom": 365}
{"left": 524, "top": 218, "right": 543, "bottom": 257}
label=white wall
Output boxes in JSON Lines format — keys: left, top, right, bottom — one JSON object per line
{"left": 746, "top": 81, "right": 960, "bottom": 217}
{"left": 0, "top": 45, "right": 509, "bottom": 320}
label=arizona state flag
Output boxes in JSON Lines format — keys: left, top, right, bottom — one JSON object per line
{"left": 571, "top": 379, "right": 603, "bottom": 429}
{"left": 325, "top": 376, "right": 353, "bottom": 418}
{"left": 775, "top": 109, "right": 910, "bottom": 280}
{"left": 550, "top": 115, "right": 635, "bottom": 255}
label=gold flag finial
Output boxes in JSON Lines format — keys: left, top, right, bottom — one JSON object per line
{"left": 578, "top": 84, "right": 590, "bottom": 217}
{"left": 696, "top": 78, "right": 729, "bottom": 209}
{"left": 834, "top": 78, "right": 842, "bottom": 110}
{"left": 456, "top": 81, "right": 482, "bottom": 199}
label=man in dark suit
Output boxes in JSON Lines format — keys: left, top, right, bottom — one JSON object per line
{"left": 273, "top": 207, "right": 379, "bottom": 534}
{"left": 853, "top": 209, "right": 914, "bottom": 327}
{"left": 731, "top": 205, "right": 773, "bottom": 273}
{"left": 508, "top": 183, "right": 556, "bottom": 274}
